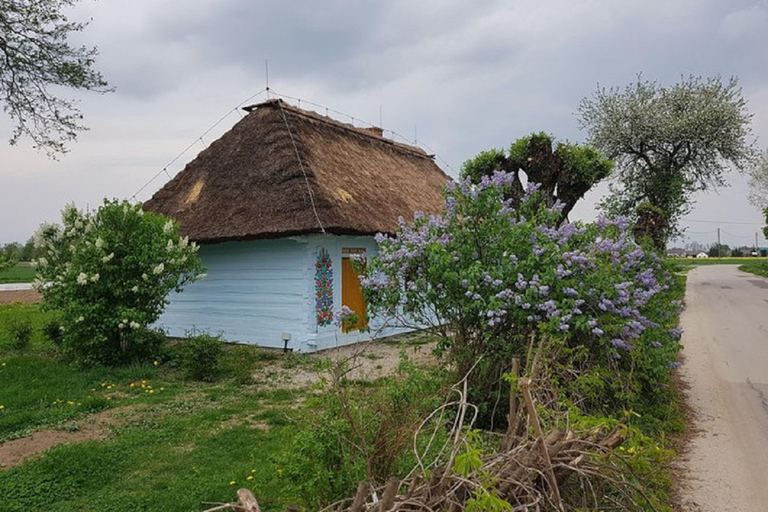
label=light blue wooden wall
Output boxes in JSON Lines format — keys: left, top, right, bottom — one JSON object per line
{"left": 158, "top": 234, "right": 417, "bottom": 352}
{"left": 158, "top": 238, "right": 309, "bottom": 349}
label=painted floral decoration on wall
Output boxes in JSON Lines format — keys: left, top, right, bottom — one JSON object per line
{"left": 315, "top": 248, "right": 333, "bottom": 326}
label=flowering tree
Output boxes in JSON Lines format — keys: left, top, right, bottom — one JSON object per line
{"left": 34, "top": 199, "right": 204, "bottom": 366}
{"left": 362, "top": 171, "right": 680, "bottom": 423}
{"left": 579, "top": 75, "right": 759, "bottom": 247}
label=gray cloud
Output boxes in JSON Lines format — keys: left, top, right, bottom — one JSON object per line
{"left": 1, "top": 0, "right": 767, "bottom": 247}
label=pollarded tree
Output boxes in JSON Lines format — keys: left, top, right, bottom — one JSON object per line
{"left": 0, "top": 0, "right": 111, "bottom": 156}
{"left": 578, "top": 75, "right": 759, "bottom": 248}
{"left": 461, "top": 132, "right": 613, "bottom": 225}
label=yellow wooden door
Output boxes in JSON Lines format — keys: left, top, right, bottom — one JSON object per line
{"left": 341, "top": 257, "right": 368, "bottom": 332}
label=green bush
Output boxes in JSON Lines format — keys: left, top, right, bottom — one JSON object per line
{"left": 32, "top": 199, "right": 204, "bottom": 366}
{"left": 6, "top": 318, "right": 34, "bottom": 350}
{"left": 42, "top": 319, "right": 64, "bottom": 347}
{"left": 277, "top": 355, "right": 448, "bottom": 508}
{"left": 179, "top": 332, "right": 223, "bottom": 381}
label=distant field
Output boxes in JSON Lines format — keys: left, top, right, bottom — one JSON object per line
{"left": 0, "top": 263, "right": 36, "bottom": 284}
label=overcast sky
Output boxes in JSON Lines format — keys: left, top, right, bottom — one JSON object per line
{"left": 2, "top": 0, "right": 767, "bottom": 248}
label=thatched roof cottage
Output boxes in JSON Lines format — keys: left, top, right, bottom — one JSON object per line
{"left": 145, "top": 99, "right": 450, "bottom": 351}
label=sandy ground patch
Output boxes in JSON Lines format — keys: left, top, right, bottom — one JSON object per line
{"left": 0, "top": 289, "right": 41, "bottom": 304}
{"left": 251, "top": 337, "right": 440, "bottom": 389}
{"left": 0, "top": 406, "right": 137, "bottom": 470}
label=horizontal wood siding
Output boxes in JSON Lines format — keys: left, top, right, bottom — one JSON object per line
{"left": 158, "top": 239, "right": 308, "bottom": 349}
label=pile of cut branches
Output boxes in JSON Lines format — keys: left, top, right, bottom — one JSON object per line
{"left": 205, "top": 364, "right": 656, "bottom": 512}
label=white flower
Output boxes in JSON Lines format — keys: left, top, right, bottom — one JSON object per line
{"left": 166, "top": 239, "right": 174, "bottom": 252}
{"left": 129, "top": 321, "right": 141, "bottom": 329}
{"left": 76, "top": 316, "right": 84, "bottom": 323}
{"left": 95, "top": 238, "right": 104, "bottom": 249}
{"left": 153, "top": 263, "right": 164, "bottom": 275}
{"left": 163, "top": 220, "right": 174, "bottom": 234}
{"left": 118, "top": 322, "right": 125, "bottom": 329}
{"left": 102, "top": 253, "right": 114, "bottom": 263}
{"left": 38, "top": 257, "right": 48, "bottom": 268}
{"left": 91, "top": 273, "right": 100, "bottom": 283}
{"left": 131, "top": 285, "right": 139, "bottom": 293}
{"left": 142, "top": 273, "right": 148, "bottom": 281}
{"left": 137, "top": 209, "right": 144, "bottom": 217}
{"left": 76, "top": 273, "right": 89, "bottom": 285}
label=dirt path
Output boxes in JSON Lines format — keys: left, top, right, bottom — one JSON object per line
{"left": 676, "top": 265, "right": 768, "bottom": 511}
{"left": 0, "top": 289, "right": 40, "bottom": 304}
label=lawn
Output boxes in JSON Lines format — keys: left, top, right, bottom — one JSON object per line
{"left": 0, "top": 304, "right": 315, "bottom": 511}
{"left": 0, "top": 303, "right": 441, "bottom": 512}
{"left": 0, "top": 263, "right": 36, "bottom": 284}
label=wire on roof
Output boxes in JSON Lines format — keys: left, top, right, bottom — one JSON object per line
{"left": 130, "top": 88, "right": 269, "bottom": 201}
{"left": 276, "top": 100, "right": 326, "bottom": 235}
{"left": 131, "top": 88, "right": 456, "bottom": 202}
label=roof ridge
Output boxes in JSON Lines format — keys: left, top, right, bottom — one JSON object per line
{"left": 244, "top": 99, "right": 433, "bottom": 160}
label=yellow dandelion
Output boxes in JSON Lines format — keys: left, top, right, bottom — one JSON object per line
{"left": 67, "top": 401, "right": 74, "bottom": 405}
{"left": 277, "top": 468, "right": 283, "bottom": 476}
{"left": 0, "top": 405, "right": 5, "bottom": 410}
{"left": 627, "top": 446, "right": 636, "bottom": 454}
{"left": 130, "top": 382, "right": 135, "bottom": 388}
{"left": 149, "top": 389, "right": 155, "bottom": 394}
{"left": 246, "top": 475, "right": 254, "bottom": 481}
{"left": 229, "top": 480, "right": 236, "bottom": 486}
{"left": 160, "top": 387, "right": 165, "bottom": 391}
{"left": 250, "top": 469, "right": 256, "bottom": 473}
{"left": 153, "top": 361, "right": 159, "bottom": 366}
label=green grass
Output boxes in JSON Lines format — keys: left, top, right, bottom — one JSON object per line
{"left": 738, "top": 260, "right": 768, "bottom": 278}
{"left": 0, "top": 303, "right": 329, "bottom": 511}
{"left": 668, "top": 256, "right": 767, "bottom": 266}
{"left": 0, "top": 263, "right": 36, "bottom": 284}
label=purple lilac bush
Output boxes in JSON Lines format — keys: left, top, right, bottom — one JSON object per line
{"left": 361, "top": 171, "right": 681, "bottom": 421}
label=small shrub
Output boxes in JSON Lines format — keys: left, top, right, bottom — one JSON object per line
{"left": 42, "top": 319, "right": 64, "bottom": 347}
{"left": 278, "top": 355, "right": 448, "bottom": 508}
{"left": 7, "top": 318, "right": 34, "bottom": 350}
{"left": 179, "top": 332, "right": 223, "bottom": 381}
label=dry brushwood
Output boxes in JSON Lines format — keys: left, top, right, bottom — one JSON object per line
{"left": 204, "top": 362, "right": 647, "bottom": 512}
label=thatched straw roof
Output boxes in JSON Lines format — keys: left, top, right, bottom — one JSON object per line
{"left": 144, "top": 99, "right": 450, "bottom": 243}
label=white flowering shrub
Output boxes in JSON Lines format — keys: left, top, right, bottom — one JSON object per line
{"left": 33, "top": 199, "right": 204, "bottom": 366}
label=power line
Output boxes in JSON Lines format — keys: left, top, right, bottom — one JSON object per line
{"left": 130, "top": 89, "right": 457, "bottom": 202}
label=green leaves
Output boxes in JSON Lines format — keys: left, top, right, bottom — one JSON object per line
{"left": 580, "top": 74, "right": 759, "bottom": 245}
{"left": 33, "top": 199, "right": 204, "bottom": 366}
{"left": 0, "top": 0, "right": 112, "bottom": 155}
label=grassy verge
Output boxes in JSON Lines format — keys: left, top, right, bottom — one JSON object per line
{"left": 738, "top": 260, "right": 768, "bottom": 278}
{"left": 0, "top": 263, "right": 36, "bottom": 284}
{"left": 668, "top": 256, "right": 767, "bottom": 267}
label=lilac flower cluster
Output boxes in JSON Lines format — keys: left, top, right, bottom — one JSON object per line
{"left": 362, "top": 170, "right": 676, "bottom": 369}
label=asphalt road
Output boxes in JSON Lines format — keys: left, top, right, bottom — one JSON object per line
{"left": 678, "top": 265, "right": 768, "bottom": 511}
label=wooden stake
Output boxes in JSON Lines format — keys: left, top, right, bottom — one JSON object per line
{"left": 378, "top": 477, "right": 399, "bottom": 511}
{"left": 351, "top": 482, "right": 369, "bottom": 512}
{"left": 236, "top": 488, "right": 261, "bottom": 512}
{"left": 519, "top": 377, "right": 564, "bottom": 512}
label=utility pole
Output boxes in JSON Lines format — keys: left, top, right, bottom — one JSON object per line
{"left": 756, "top": 232, "right": 760, "bottom": 257}
{"left": 717, "top": 228, "right": 721, "bottom": 258}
